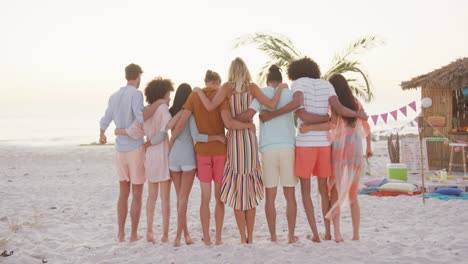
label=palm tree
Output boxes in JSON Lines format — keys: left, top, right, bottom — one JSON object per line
{"left": 234, "top": 32, "right": 382, "bottom": 102}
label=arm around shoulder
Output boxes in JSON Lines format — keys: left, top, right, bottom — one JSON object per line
{"left": 143, "top": 99, "right": 167, "bottom": 121}
{"left": 196, "top": 84, "right": 228, "bottom": 111}
{"left": 329, "top": 96, "right": 359, "bottom": 118}
{"left": 259, "top": 91, "right": 301, "bottom": 123}
{"left": 251, "top": 83, "right": 283, "bottom": 110}
{"left": 170, "top": 109, "right": 192, "bottom": 142}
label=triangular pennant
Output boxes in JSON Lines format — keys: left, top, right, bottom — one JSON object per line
{"left": 409, "top": 101, "right": 417, "bottom": 111}
{"left": 381, "top": 113, "right": 388, "bottom": 124}
{"left": 399, "top": 106, "right": 407, "bottom": 116}
{"left": 390, "top": 110, "right": 398, "bottom": 120}
{"left": 371, "top": 115, "right": 379, "bottom": 125}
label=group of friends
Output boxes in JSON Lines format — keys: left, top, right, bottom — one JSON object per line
{"left": 99, "top": 57, "right": 372, "bottom": 246}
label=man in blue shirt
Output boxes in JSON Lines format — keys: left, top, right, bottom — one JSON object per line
{"left": 99, "top": 63, "right": 146, "bottom": 242}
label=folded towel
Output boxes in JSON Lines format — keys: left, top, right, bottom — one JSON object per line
{"left": 424, "top": 193, "right": 468, "bottom": 200}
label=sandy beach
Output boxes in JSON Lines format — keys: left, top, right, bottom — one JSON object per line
{"left": 2, "top": 0, "right": 468, "bottom": 262}
{"left": 1, "top": 141, "right": 467, "bottom": 263}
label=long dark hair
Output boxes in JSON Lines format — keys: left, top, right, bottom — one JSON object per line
{"left": 169, "top": 83, "right": 192, "bottom": 117}
{"left": 329, "top": 74, "right": 358, "bottom": 127}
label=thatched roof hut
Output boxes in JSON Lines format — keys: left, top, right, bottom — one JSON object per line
{"left": 401, "top": 57, "right": 468, "bottom": 90}
{"left": 400, "top": 58, "right": 468, "bottom": 171}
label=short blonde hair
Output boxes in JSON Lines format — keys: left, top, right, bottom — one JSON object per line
{"left": 228, "top": 57, "right": 252, "bottom": 93}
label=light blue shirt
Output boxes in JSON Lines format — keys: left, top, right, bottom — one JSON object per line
{"left": 100, "top": 85, "right": 145, "bottom": 152}
{"left": 249, "top": 87, "right": 296, "bottom": 153}
{"left": 169, "top": 115, "right": 208, "bottom": 167}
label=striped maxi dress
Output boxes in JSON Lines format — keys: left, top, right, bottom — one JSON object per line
{"left": 220, "top": 92, "right": 264, "bottom": 210}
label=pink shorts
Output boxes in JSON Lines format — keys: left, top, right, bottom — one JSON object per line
{"left": 295, "top": 146, "right": 332, "bottom": 179}
{"left": 196, "top": 155, "right": 226, "bottom": 184}
{"left": 115, "top": 146, "right": 146, "bottom": 185}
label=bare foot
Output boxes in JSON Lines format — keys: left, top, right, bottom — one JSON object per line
{"left": 161, "top": 235, "right": 169, "bottom": 243}
{"left": 185, "top": 235, "right": 194, "bottom": 245}
{"left": 334, "top": 231, "right": 344, "bottom": 243}
{"left": 321, "top": 233, "right": 332, "bottom": 241}
{"left": 173, "top": 237, "right": 181, "bottom": 247}
{"left": 270, "top": 235, "right": 277, "bottom": 242}
{"left": 351, "top": 236, "right": 360, "bottom": 241}
{"left": 146, "top": 232, "right": 156, "bottom": 243}
{"left": 215, "top": 239, "right": 223, "bottom": 245}
{"left": 307, "top": 235, "right": 321, "bottom": 243}
{"left": 117, "top": 233, "right": 125, "bottom": 242}
{"left": 288, "top": 236, "right": 299, "bottom": 244}
{"left": 202, "top": 237, "right": 212, "bottom": 246}
{"left": 130, "top": 234, "right": 141, "bottom": 242}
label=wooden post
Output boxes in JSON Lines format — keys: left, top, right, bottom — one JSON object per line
{"left": 419, "top": 115, "right": 426, "bottom": 204}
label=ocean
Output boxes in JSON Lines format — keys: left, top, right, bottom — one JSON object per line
{"left": 0, "top": 110, "right": 419, "bottom": 147}
{"left": 0, "top": 114, "right": 112, "bottom": 146}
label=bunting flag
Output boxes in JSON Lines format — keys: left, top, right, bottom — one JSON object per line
{"left": 371, "top": 115, "right": 379, "bottom": 125}
{"left": 399, "top": 106, "right": 408, "bottom": 116}
{"left": 409, "top": 101, "right": 417, "bottom": 111}
{"left": 368, "top": 101, "right": 417, "bottom": 126}
{"left": 381, "top": 113, "right": 388, "bottom": 124}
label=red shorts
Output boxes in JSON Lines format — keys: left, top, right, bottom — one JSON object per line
{"left": 196, "top": 155, "right": 226, "bottom": 184}
{"left": 295, "top": 146, "right": 332, "bottom": 179}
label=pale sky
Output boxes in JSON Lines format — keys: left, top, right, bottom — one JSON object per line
{"left": 1, "top": 0, "right": 467, "bottom": 123}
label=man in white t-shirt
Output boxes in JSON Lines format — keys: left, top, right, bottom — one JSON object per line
{"left": 260, "top": 57, "right": 367, "bottom": 242}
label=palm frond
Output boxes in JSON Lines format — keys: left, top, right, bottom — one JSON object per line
{"left": 322, "top": 59, "right": 374, "bottom": 102}
{"left": 323, "top": 35, "right": 381, "bottom": 101}
{"left": 323, "top": 59, "right": 374, "bottom": 102}
{"left": 235, "top": 32, "right": 379, "bottom": 102}
{"left": 234, "top": 32, "right": 302, "bottom": 58}
{"left": 234, "top": 32, "right": 302, "bottom": 83}
{"left": 348, "top": 66, "right": 373, "bottom": 102}
{"left": 322, "top": 60, "right": 359, "bottom": 79}
{"left": 348, "top": 81, "right": 373, "bottom": 102}
{"left": 332, "top": 35, "right": 383, "bottom": 62}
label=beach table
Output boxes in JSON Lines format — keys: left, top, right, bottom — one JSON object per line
{"left": 408, "top": 175, "right": 468, "bottom": 193}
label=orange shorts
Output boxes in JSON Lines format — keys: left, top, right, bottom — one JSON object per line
{"left": 295, "top": 146, "right": 332, "bottom": 179}
{"left": 115, "top": 146, "right": 146, "bottom": 185}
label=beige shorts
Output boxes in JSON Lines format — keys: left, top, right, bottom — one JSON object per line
{"left": 115, "top": 146, "right": 146, "bottom": 185}
{"left": 261, "top": 148, "right": 298, "bottom": 188}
